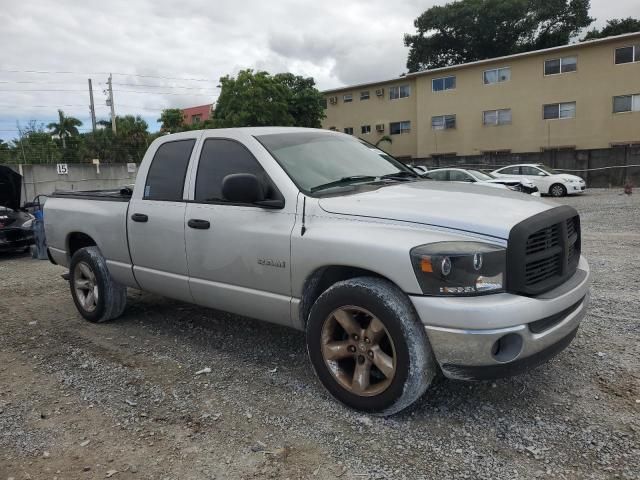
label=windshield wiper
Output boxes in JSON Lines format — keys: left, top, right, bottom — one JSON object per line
{"left": 310, "top": 175, "right": 377, "bottom": 192}
{"left": 379, "top": 170, "right": 419, "bottom": 180}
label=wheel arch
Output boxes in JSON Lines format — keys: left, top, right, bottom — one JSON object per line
{"left": 66, "top": 231, "right": 97, "bottom": 260}
{"left": 299, "top": 265, "right": 400, "bottom": 328}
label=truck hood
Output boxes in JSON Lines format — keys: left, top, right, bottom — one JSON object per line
{"left": 318, "top": 181, "right": 555, "bottom": 240}
{"left": 0, "top": 165, "right": 22, "bottom": 210}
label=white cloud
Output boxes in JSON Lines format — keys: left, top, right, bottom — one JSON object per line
{"left": 0, "top": 0, "right": 637, "bottom": 139}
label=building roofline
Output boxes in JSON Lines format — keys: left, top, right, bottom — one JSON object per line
{"left": 321, "top": 31, "right": 640, "bottom": 94}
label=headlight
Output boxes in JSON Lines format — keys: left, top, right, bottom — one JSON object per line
{"left": 410, "top": 242, "right": 506, "bottom": 296}
{"left": 22, "top": 218, "right": 34, "bottom": 229}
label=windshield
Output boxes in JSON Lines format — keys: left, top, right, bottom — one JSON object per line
{"left": 538, "top": 165, "right": 556, "bottom": 174}
{"left": 467, "top": 169, "right": 494, "bottom": 181}
{"left": 255, "top": 132, "right": 412, "bottom": 193}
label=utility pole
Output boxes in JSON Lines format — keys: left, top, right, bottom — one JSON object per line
{"left": 106, "top": 73, "right": 117, "bottom": 134}
{"left": 88, "top": 78, "right": 97, "bottom": 132}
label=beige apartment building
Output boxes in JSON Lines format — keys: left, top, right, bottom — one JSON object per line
{"left": 321, "top": 32, "right": 640, "bottom": 161}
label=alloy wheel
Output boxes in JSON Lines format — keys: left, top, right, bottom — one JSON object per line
{"left": 320, "top": 306, "right": 396, "bottom": 397}
{"left": 73, "top": 261, "right": 99, "bottom": 312}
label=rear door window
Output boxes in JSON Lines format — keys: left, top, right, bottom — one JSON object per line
{"left": 427, "top": 170, "right": 449, "bottom": 181}
{"left": 449, "top": 170, "right": 472, "bottom": 182}
{"left": 195, "top": 139, "right": 275, "bottom": 203}
{"left": 498, "top": 166, "right": 521, "bottom": 175}
{"left": 521, "top": 166, "right": 545, "bottom": 176}
{"left": 144, "top": 140, "right": 195, "bottom": 201}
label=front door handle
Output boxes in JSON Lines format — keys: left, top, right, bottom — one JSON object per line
{"left": 131, "top": 213, "right": 148, "bottom": 223}
{"left": 188, "top": 219, "right": 210, "bottom": 230}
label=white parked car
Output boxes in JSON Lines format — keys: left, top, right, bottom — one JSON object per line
{"left": 491, "top": 164, "right": 586, "bottom": 197}
{"left": 425, "top": 168, "right": 541, "bottom": 196}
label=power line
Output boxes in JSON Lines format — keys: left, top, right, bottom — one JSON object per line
{"left": 113, "top": 83, "right": 216, "bottom": 90}
{"left": 0, "top": 88, "right": 214, "bottom": 96}
{"left": 0, "top": 104, "right": 90, "bottom": 108}
{"left": 0, "top": 80, "right": 215, "bottom": 90}
{"left": 0, "top": 69, "right": 212, "bottom": 82}
{"left": 0, "top": 103, "right": 181, "bottom": 112}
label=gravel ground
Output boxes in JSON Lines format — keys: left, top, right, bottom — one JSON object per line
{"left": 1, "top": 189, "right": 638, "bottom": 480}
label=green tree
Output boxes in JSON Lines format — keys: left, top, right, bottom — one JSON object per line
{"left": 46, "top": 109, "right": 83, "bottom": 148}
{"left": 157, "top": 109, "right": 185, "bottom": 133}
{"left": 274, "top": 73, "right": 326, "bottom": 128}
{"left": 0, "top": 139, "right": 11, "bottom": 163}
{"left": 12, "top": 122, "right": 62, "bottom": 164}
{"left": 213, "top": 70, "right": 325, "bottom": 128}
{"left": 81, "top": 115, "right": 150, "bottom": 163}
{"left": 404, "top": 0, "right": 593, "bottom": 72}
{"left": 582, "top": 17, "right": 640, "bottom": 40}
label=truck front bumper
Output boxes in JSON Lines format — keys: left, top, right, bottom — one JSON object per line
{"left": 410, "top": 256, "right": 590, "bottom": 381}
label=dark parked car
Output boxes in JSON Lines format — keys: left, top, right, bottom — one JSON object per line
{"left": 0, "top": 166, "right": 35, "bottom": 252}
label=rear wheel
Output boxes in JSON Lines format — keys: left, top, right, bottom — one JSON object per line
{"left": 69, "top": 246, "right": 127, "bottom": 323}
{"left": 306, "top": 277, "right": 437, "bottom": 416}
{"left": 549, "top": 183, "right": 567, "bottom": 197}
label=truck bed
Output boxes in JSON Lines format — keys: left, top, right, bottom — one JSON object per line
{"left": 50, "top": 186, "right": 133, "bottom": 202}
{"left": 44, "top": 192, "right": 133, "bottom": 285}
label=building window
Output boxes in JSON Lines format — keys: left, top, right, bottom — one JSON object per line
{"left": 361, "top": 125, "right": 371, "bottom": 134}
{"left": 321, "top": 98, "right": 328, "bottom": 109}
{"left": 432, "top": 76, "right": 456, "bottom": 92}
{"left": 544, "top": 56, "right": 577, "bottom": 75}
{"left": 343, "top": 94, "right": 353, "bottom": 103}
{"left": 360, "top": 91, "right": 370, "bottom": 100}
{"left": 191, "top": 114, "right": 202, "bottom": 124}
{"left": 343, "top": 127, "right": 354, "bottom": 135}
{"left": 543, "top": 101, "right": 576, "bottom": 120}
{"left": 389, "top": 121, "right": 411, "bottom": 135}
{"left": 615, "top": 45, "right": 640, "bottom": 64}
{"left": 389, "top": 85, "right": 410, "bottom": 100}
{"left": 483, "top": 67, "right": 511, "bottom": 85}
{"left": 431, "top": 115, "right": 456, "bottom": 130}
{"left": 613, "top": 94, "right": 640, "bottom": 113}
{"left": 483, "top": 109, "right": 512, "bottom": 125}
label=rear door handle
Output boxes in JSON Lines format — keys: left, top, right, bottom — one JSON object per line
{"left": 188, "top": 219, "right": 210, "bottom": 230}
{"left": 131, "top": 213, "right": 148, "bottom": 223}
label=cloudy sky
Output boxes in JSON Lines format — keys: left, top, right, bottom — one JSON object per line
{"left": 1, "top": 0, "right": 638, "bottom": 141}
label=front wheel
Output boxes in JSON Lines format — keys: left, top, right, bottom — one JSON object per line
{"left": 306, "top": 277, "right": 437, "bottom": 416}
{"left": 69, "top": 246, "right": 127, "bottom": 323}
{"left": 549, "top": 183, "right": 567, "bottom": 197}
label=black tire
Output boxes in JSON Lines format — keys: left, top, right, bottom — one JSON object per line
{"left": 306, "top": 276, "right": 437, "bottom": 416}
{"left": 549, "top": 183, "right": 567, "bottom": 197}
{"left": 69, "top": 246, "right": 127, "bottom": 323}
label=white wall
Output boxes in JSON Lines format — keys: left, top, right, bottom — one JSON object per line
{"left": 1, "top": 163, "right": 138, "bottom": 204}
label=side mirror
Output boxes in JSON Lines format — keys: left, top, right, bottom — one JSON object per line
{"left": 221, "top": 173, "right": 284, "bottom": 208}
{"left": 222, "top": 173, "right": 265, "bottom": 204}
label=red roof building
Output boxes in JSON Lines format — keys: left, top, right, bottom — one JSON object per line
{"left": 182, "top": 104, "right": 213, "bottom": 126}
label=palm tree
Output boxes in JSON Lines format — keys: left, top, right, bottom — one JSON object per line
{"left": 47, "top": 110, "right": 82, "bottom": 148}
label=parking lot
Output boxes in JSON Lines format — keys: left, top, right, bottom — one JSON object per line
{"left": 1, "top": 189, "right": 638, "bottom": 480}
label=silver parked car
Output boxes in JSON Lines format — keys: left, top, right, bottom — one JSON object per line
{"left": 44, "top": 128, "right": 590, "bottom": 415}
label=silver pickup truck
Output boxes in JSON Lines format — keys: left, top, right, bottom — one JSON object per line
{"left": 45, "top": 127, "right": 590, "bottom": 415}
